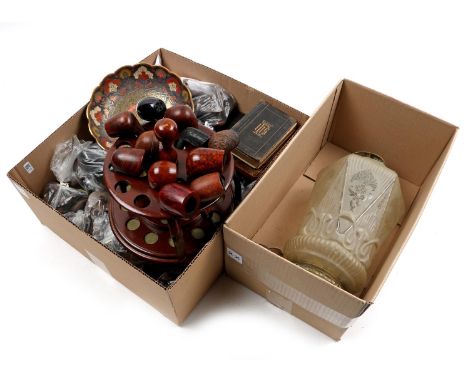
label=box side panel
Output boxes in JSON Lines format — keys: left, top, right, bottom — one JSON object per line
{"left": 363, "top": 132, "right": 457, "bottom": 301}
{"left": 224, "top": 226, "right": 368, "bottom": 319}
{"left": 10, "top": 180, "right": 179, "bottom": 322}
{"left": 226, "top": 87, "right": 338, "bottom": 237}
{"left": 160, "top": 49, "right": 309, "bottom": 125}
{"left": 329, "top": 80, "right": 457, "bottom": 186}
{"left": 224, "top": 226, "right": 365, "bottom": 339}
{"left": 225, "top": 263, "right": 347, "bottom": 340}
{"left": 252, "top": 175, "right": 313, "bottom": 250}
{"left": 168, "top": 231, "right": 224, "bottom": 323}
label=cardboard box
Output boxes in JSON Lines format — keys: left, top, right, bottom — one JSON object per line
{"left": 223, "top": 80, "right": 458, "bottom": 340}
{"left": 7, "top": 48, "right": 308, "bottom": 325}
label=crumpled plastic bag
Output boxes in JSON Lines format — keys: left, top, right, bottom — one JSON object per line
{"left": 91, "top": 212, "right": 126, "bottom": 254}
{"left": 83, "top": 191, "right": 123, "bottom": 253}
{"left": 63, "top": 209, "right": 91, "bottom": 232}
{"left": 42, "top": 182, "right": 88, "bottom": 214}
{"left": 72, "top": 142, "right": 106, "bottom": 192}
{"left": 182, "top": 77, "right": 237, "bottom": 129}
{"left": 45, "top": 138, "right": 126, "bottom": 255}
{"left": 50, "top": 136, "right": 91, "bottom": 184}
{"left": 85, "top": 191, "right": 108, "bottom": 221}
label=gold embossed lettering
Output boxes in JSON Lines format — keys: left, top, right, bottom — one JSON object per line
{"left": 253, "top": 120, "right": 272, "bottom": 137}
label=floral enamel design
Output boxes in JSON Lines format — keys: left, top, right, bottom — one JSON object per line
{"left": 104, "top": 78, "right": 121, "bottom": 94}
{"left": 90, "top": 106, "right": 103, "bottom": 126}
{"left": 133, "top": 66, "right": 153, "bottom": 80}
{"left": 156, "top": 69, "right": 167, "bottom": 79}
{"left": 167, "top": 79, "right": 178, "bottom": 92}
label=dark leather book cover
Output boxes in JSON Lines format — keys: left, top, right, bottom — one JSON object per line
{"left": 232, "top": 102, "right": 297, "bottom": 169}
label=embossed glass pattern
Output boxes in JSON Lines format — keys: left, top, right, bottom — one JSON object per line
{"left": 283, "top": 153, "right": 405, "bottom": 295}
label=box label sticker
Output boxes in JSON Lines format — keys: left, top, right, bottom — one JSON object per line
{"left": 23, "top": 161, "right": 34, "bottom": 174}
{"left": 226, "top": 248, "right": 243, "bottom": 265}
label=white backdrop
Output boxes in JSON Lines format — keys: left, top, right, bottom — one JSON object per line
{"left": 1, "top": 1, "right": 467, "bottom": 380}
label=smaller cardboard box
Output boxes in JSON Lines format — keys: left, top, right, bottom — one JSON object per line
{"left": 7, "top": 48, "right": 308, "bottom": 325}
{"left": 223, "top": 80, "right": 457, "bottom": 340}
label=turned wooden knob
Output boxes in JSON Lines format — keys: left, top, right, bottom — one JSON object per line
{"left": 154, "top": 118, "right": 179, "bottom": 162}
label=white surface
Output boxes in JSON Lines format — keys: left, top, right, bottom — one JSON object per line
{"left": 1, "top": 2, "right": 467, "bottom": 380}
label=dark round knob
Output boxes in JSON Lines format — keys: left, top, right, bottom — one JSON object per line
{"left": 137, "top": 97, "right": 167, "bottom": 122}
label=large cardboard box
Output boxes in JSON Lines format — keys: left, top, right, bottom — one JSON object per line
{"left": 223, "top": 80, "right": 458, "bottom": 340}
{"left": 7, "top": 48, "right": 308, "bottom": 325}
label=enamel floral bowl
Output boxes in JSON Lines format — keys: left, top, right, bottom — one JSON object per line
{"left": 87, "top": 64, "right": 193, "bottom": 149}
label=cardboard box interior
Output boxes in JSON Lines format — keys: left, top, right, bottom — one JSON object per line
{"left": 7, "top": 48, "right": 308, "bottom": 324}
{"left": 224, "top": 79, "right": 457, "bottom": 338}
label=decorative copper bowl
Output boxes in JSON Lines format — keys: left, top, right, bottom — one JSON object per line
{"left": 103, "top": 137, "right": 235, "bottom": 265}
{"left": 87, "top": 64, "right": 193, "bottom": 150}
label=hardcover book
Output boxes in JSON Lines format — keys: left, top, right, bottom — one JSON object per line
{"left": 231, "top": 102, "right": 297, "bottom": 169}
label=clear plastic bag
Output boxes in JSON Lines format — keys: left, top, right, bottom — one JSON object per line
{"left": 63, "top": 210, "right": 91, "bottom": 232}
{"left": 50, "top": 136, "right": 91, "bottom": 184}
{"left": 156, "top": 271, "right": 180, "bottom": 287}
{"left": 72, "top": 143, "right": 106, "bottom": 192}
{"left": 85, "top": 191, "right": 108, "bottom": 220}
{"left": 42, "top": 182, "right": 88, "bottom": 213}
{"left": 240, "top": 178, "right": 257, "bottom": 200}
{"left": 46, "top": 138, "right": 127, "bottom": 255}
{"left": 81, "top": 191, "right": 125, "bottom": 254}
{"left": 182, "top": 77, "right": 237, "bottom": 129}
{"left": 91, "top": 212, "right": 126, "bottom": 254}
